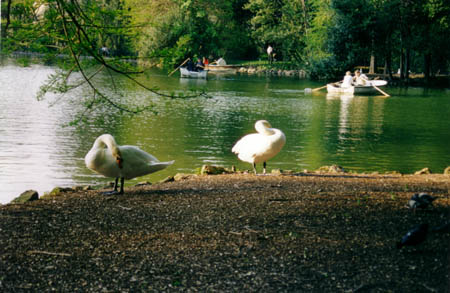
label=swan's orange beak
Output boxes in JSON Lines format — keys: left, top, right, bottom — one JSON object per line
{"left": 116, "top": 156, "right": 123, "bottom": 169}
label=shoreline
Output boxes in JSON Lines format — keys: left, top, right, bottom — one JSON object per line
{"left": 7, "top": 164, "right": 450, "bottom": 205}
{"left": 3, "top": 53, "right": 449, "bottom": 87}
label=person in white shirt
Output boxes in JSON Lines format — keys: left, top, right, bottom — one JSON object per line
{"left": 216, "top": 57, "right": 227, "bottom": 66}
{"left": 267, "top": 45, "right": 273, "bottom": 64}
{"left": 354, "top": 70, "right": 369, "bottom": 85}
{"left": 342, "top": 71, "right": 353, "bottom": 87}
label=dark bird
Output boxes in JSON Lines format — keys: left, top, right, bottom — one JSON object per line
{"left": 396, "top": 223, "right": 429, "bottom": 249}
{"left": 431, "top": 221, "right": 450, "bottom": 233}
{"left": 407, "top": 193, "right": 437, "bottom": 211}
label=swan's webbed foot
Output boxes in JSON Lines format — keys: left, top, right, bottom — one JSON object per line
{"left": 102, "top": 190, "right": 121, "bottom": 196}
{"left": 255, "top": 162, "right": 271, "bottom": 176}
{"left": 103, "top": 177, "right": 124, "bottom": 195}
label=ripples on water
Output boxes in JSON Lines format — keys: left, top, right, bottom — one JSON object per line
{"left": 0, "top": 65, "right": 78, "bottom": 201}
{"left": 1, "top": 63, "right": 449, "bottom": 203}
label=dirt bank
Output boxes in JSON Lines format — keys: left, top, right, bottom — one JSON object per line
{"left": 1, "top": 173, "right": 449, "bottom": 292}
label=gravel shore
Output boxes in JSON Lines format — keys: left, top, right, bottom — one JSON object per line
{"left": 1, "top": 172, "right": 449, "bottom": 292}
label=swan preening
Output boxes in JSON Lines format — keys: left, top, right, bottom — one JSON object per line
{"left": 232, "top": 120, "right": 286, "bottom": 174}
{"left": 85, "top": 134, "right": 174, "bottom": 194}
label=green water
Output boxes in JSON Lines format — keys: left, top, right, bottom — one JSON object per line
{"left": 1, "top": 64, "right": 449, "bottom": 203}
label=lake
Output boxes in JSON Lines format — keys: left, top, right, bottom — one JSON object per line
{"left": 1, "top": 62, "right": 449, "bottom": 204}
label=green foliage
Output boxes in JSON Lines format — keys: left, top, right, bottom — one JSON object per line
{"left": 16, "top": 57, "right": 31, "bottom": 67}
{"left": 328, "top": 0, "right": 374, "bottom": 69}
{"left": 305, "top": 0, "right": 334, "bottom": 63}
{"left": 2, "top": 0, "right": 449, "bottom": 81}
{"left": 1, "top": 0, "right": 209, "bottom": 125}
{"left": 307, "top": 56, "right": 343, "bottom": 79}
{"left": 131, "top": 0, "right": 253, "bottom": 68}
{"left": 245, "top": 0, "right": 311, "bottom": 64}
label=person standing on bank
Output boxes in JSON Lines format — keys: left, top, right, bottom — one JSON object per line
{"left": 267, "top": 45, "right": 274, "bottom": 64}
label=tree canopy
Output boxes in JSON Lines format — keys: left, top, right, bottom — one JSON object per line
{"left": 2, "top": 0, "right": 449, "bottom": 80}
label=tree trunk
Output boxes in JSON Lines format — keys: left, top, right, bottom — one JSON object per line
{"left": 405, "top": 48, "right": 410, "bottom": 80}
{"left": 384, "top": 39, "right": 393, "bottom": 80}
{"left": 399, "top": 48, "right": 405, "bottom": 80}
{"left": 384, "top": 57, "right": 393, "bottom": 81}
{"left": 369, "top": 54, "right": 375, "bottom": 74}
{"left": 3, "top": 0, "right": 13, "bottom": 39}
{"left": 300, "top": 0, "right": 308, "bottom": 32}
{"left": 424, "top": 53, "right": 431, "bottom": 82}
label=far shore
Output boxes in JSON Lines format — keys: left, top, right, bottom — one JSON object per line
{"left": 3, "top": 52, "right": 449, "bottom": 87}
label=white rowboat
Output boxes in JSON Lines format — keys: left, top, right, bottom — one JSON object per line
{"left": 205, "top": 64, "right": 240, "bottom": 73}
{"left": 327, "top": 80, "right": 388, "bottom": 95}
{"left": 180, "top": 67, "right": 208, "bottom": 79}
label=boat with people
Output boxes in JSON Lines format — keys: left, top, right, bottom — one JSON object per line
{"left": 326, "top": 80, "right": 388, "bottom": 95}
{"left": 180, "top": 67, "right": 208, "bottom": 79}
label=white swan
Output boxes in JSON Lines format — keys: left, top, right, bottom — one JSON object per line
{"left": 232, "top": 120, "right": 286, "bottom": 174}
{"left": 85, "top": 134, "right": 174, "bottom": 194}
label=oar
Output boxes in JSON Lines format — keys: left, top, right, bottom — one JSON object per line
{"left": 311, "top": 84, "right": 328, "bottom": 92}
{"left": 168, "top": 58, "right": 190, "bottom": 76}
{"left": 304, "top": 81, "right": 341, "bottom": 93}
{"left": 372, "top": 84, "right": 390, "bottom": 97}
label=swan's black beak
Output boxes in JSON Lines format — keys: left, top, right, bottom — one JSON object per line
{"left": 116, "top": 156, "right": 123, "bottom": 169}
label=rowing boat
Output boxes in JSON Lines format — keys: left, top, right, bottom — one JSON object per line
{"left": 327, "top": 80, "right": 388, "bottom": 95}
{"left": 205, "top": 64, "right": 240, "bottom": 73}
{"left": 180, "top": 67, "right": 208, "bottom": 79}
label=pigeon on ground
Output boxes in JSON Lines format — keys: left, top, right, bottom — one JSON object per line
{"left": 431, "top": 221, "right": 450, "bottom": 233}
{"left": 396, "top": 223, "right": 429, "bottom": 249}
{"left": 407, "top": 193, "right": 437, "bottom": 211}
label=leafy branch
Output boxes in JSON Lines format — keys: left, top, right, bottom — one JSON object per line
{"left": 6, "top": 0, "right": 209, "bottom": 125}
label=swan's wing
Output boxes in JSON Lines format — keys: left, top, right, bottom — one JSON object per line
{"left": 120, "top": 145, "right": 160, "bottom": 163}
{"left": 120, "top": 145, "right": 174, "bottom": 179}
{"left": 145, "top": 160, "right": 175, "bottom": 173}
{"left": 232, "top": 131, "right": 285, "bottom": 164}
{"left": 232, "top": 134, "right": 271, "bottom": 163}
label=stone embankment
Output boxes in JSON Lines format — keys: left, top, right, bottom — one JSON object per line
{"left": 237, "top": 66, "right": 308, "bottom": 78}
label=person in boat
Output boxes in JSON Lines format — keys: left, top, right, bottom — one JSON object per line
{"left": 196, "top": 58, "right": 205, "bottom": 71}
{"left": 354, "top": 70, "right": 369, "bottom": 85}
{"left": 186, "top": 58, "right": 196, "bottom": 71}
{"left": 100, "top": 46, "right": 110, "bottom": 57}
{"left": 216, "top": 57, "right": 227, "bottom": 66}
{"left": 202, "top": 57, "right": 209, "bottom": 66}
{"left": 342, "top": 71, "right": 353, "bottom": 88}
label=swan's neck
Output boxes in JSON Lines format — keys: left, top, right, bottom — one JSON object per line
{"left": 96, "top": 134, "right": 121, "bottom": 157}
{"left": 255, "top": 121, "right": 275, "bottom": 136}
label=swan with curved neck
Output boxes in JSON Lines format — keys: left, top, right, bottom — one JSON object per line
{"left": 85, "top": 134, "right": 174, "bottom": 194}
{"left": 232, "top": 120, "right": 286, "bottom": 174}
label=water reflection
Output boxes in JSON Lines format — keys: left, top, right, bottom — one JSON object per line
{"left": 179, "top": 77, "right": 207, "bottom": 87}
{"left": 1, "top": 63, "right": 449, "bottom": 204}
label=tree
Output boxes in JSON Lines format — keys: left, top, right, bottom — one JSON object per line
{"left": 415, "top": 0, "right": 450, "bottom": 80}
{"left": 245, "top": 0, "right": 311, "bottom": 64}
{"left": 129, "top": 0, "right": 253, "bottom": 69}
{"left": 1, "top": 0, "right": 207, "bottom": 124}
